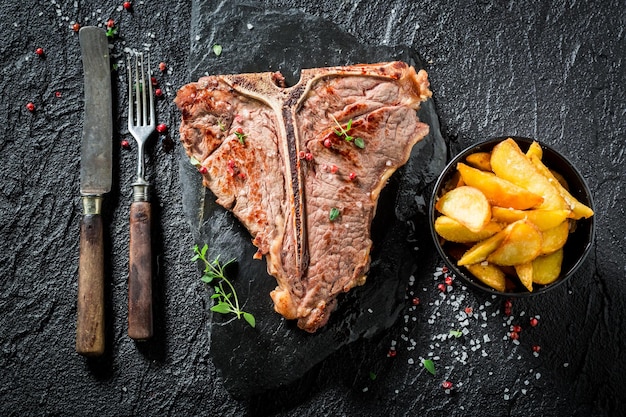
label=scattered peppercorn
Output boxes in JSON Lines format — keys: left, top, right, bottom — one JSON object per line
{"left": 330, "top": 165, "right": 338, "bottom": 174}
{"left": 106, "top": 19, "right": 115, "bottom": 28}
{"left": 412, "top": 297, "right": 420, "bottom": 306}
{"left": 55, "top": 91, "right": 62, "bottom": 98}
{"left": 444, "top": 275, "right": 453, "bottom": 286}
{"left": 442, "top": 381, "right": 453, "bottom": 390}
{"left": 304, "top": 152, "right": 313, "bottom": 161}
{"left": 442, "top": 266, "right": 449, "bottom": 273}
{"left": 437, "top": 283, "right": 446, "bottom": 292}
{"left": 298, "top": 151, "right": 306, "bottom": 159}
{"left": 151, "top": 76, "right": 158, "bottom": 86}
{"left": 529, "top": 317, "right": 538, "bottom": 327}
{"left": 158, "top": 62, "right": 167, "bottom": 72}
{"left": 323, "top": 138, "right": 332, "bottom": 148}
{"left": 156, "top": 123, "right": 167, "bottom": 133}
{"left": 199, "top": 166, "right": 208, "bottom": 174}
{"left": 532, "top": 345, "right": 541, "bottom": 353}
{"left": 155, "top": 88, "right": 163, "bottom": 97}
{"left": 387, "top": 349, "right": 397, "bottom": 358}
{"left": 35, "top": 47, "right": 44, "bottom": 56}
{"left": 348, "top": 172, "right": 357, "bottom": 181}
{"left": 510, "top": 331, "right": 519, "bottom": 340}
{"left": 123, "top": 1, "right": 132, "bottom": 10}
{"left": 72, "top": 23, "right": 81, "bottom": 32}
{"left": 512, "top": 325, "right": 522, "bottom": 333}
{"left": 26, "top": 102, "right": 35, "bottom": 112}
{"left": 464, "top": 306, "right": 473, "bottom": 315}
{"left": 121, "top": 139, "right": 130, "bottom": 149}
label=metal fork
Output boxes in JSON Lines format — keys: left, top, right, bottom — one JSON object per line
{"left": 126, "top": 52, "right": 155, "bottom": 341}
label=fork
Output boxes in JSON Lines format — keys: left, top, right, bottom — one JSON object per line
{"left": 126, "top": 52, "right": 155, "bottom": 341}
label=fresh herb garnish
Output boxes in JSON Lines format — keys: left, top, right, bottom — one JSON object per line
{"left": 192, "top": 244, "right": 256, "bottom": 328}
{"left": 329, "top": 207, "right": 341, "bottom": 221}
{"left": 422, "top": 358, "right": 436, "bottom": 375}
{"left": 105, "top": 26, "right": 118, "bottom": 38}
{"left": 212, "top": 44, "right": 223, "bottom": 56}
{"left": 217, "top": 119, "right": 226, "bottom": 131}
{"left": 449, "top": 329, "right": 463, "bottom": 338}
{"left": 330, "top": 114, "right": 365, "bottom": 149}
{"left": 369, "top": 371, "right": 377, "bottom": 381}
{"left": 234, "top": 130, "right": 248, "bottom": 145}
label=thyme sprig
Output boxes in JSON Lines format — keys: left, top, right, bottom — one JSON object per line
{"left": 192, "top": 244, "right": 256, "bottom": 328}
{"left": 330, "top": 115, "right": 365, "bottom": 149}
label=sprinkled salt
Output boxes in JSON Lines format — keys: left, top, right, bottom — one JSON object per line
{"left": 535, "top": 372, "right": 542, "bottom": 380}
{"left": 522, "top": 389, "right": 527, "bottom": 395}
{"left": 563, "top": 363, "right": 569, "bottom": 367}
{"left": 407, "top": 358, "right": 414, "bottom": 365}
{"left": 247, "top": 23, "right": 254, "bottom": 30}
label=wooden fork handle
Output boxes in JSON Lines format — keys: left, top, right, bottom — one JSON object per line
{"left": 128, "top": 201, "right": 153, "bottom": 340}
{"left": 77, "top": 213, "right": 106, "bottom": 356}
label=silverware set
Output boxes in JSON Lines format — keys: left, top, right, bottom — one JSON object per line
{"left": 76, "top": 26, "right": 157, "bottom": 356}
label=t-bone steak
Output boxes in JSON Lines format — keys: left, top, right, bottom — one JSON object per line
{"left": 175, "top": 61, "right": 432, "bottom": 332}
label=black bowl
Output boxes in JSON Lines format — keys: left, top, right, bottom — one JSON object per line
{"left": 429, "top": 137, "right": 595, "bottom": 296}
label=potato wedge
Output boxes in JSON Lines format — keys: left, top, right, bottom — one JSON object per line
{"left": 457, "top": 225, "right": 510, "bottom": 266}
{"left": 487, "top": 220, "right": 542, "bottom": 266}
{"left": 491, "top": 206, "right": 571, "bottom": 231}
{"left": 525, "top": 140, "right": 543, "bottom": 160}
{"left": 490, "top": 138, "right": 568, "bottom": 210}
{"left": 465, "top": 263, "right": 506, "bottom": 292}
{"left": 434, "top": 216, "right": 503, "bottom": 243}
{"left": 465, "top": 152, "right": 492, "bottom": 171}
{"left": 457, "top": 162, "right": 544, "bottom": 210}
{"left": 435, "top": 186, "right": 491, "bottom": 233}
{"left": 529, "top": 154, "right": 594, "bottom": 219}
{"left": 532, "top": 248, "right": 564, "bottom": 285}
{"left": 540, "top": 220, "right": 570, "bottom": 254}
{"left": 514, "top": 263, "right": 534, "bottom": 292}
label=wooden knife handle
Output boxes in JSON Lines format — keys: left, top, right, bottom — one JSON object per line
{"left": 76, "top": 214, "right": 105, "bottom": 356}
{"left": 128, "top": 201, "right": 153, "bottom": 340}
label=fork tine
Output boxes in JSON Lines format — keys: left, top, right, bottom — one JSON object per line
{"left": 127, "top": 55, "right": 133, "bottom": 130}
{"left": 140, "top": 53, "right": 148, "bottom": 126}
{"left": 147, "top": 53, "right": 155, "bottom": 127}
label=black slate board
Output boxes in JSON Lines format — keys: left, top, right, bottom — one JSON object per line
{"left": 181, "top": 1, "right": 446, "bottom": 397}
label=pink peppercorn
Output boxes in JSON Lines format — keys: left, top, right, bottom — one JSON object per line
{"left": 120, "top": 139, "right": 130, "bottom": 149}
{"left": 348, "top": 172, "right": 357, "bottom": 181}
{"left": 159, "top": 62, "right": 166, "bottom": 72}
{"left": 155, "top": 88, "right": 163, "bottom": 97}
{"left": 442, "top": 381, "right": 453, "bottom": 389}
{"left": 199, "top": 166, "right": 208, "bottom": 174}
{"left": 530, "top": 317, "right": 538, "bottom": 327}
{"left": 444, "top": 276, "right": 453, "bottom": 286}
{"left": 156, "top": 123, "right": 167, "bottom": 133}
{"left": 35, "top": 47, "right": 44, "bottom": 56}
{"left": 323, "top": 138, "right": 332, "bottom": 148}
{"left": 26, "top": 102, "right": 35, "bottom": 112}
{"left": 437, "top": 283, "right": 446, "bottom": 292}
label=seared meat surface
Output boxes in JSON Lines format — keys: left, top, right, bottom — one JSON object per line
{"left": 175, "top": 62, "right": 431, "bottom": 332}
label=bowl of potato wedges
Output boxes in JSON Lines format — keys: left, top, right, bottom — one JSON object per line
{"left": 429, "top": 137, "right": 595, "bottom": 295}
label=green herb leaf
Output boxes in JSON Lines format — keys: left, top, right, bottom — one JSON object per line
{"left": 329, "top": 207, "right": 340, "bottom": 221}
{"left": 105, "top": 27, "right": 118, "bottom": 38}
{"left": 422, "top": 359, "right": 436, "bottom": 375}
{"left": 211, "top": 302, "right": 231, "bottom": 314}
{"left": 354, "top": 137, "right": 365, "bottom": 149}
{"left": 189, "top": 156, "right": 201, "bottom": 167}
{"left": 449, "top": 329, "right": 463, "bottom": 338}
{"left": 369, "top": 371, "right": 377, "bottom": 381}
{"left": 193, "top": 244, "right": 256, "bottom": 327}
{"left": 212, "top": 44, "right": 222, "bottom": 56}
{"left": 243, "top": 312, "right": 256, "bottom": 328}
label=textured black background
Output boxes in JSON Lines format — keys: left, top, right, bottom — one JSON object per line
{"left": 1, "top": 0, "right": 625, "bottom": 416}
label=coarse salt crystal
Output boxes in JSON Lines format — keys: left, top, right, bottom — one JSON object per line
{"left": 563, "top": 363, "right": 569, "bottom": 367}
{"left": 535, "top": 372, "right": 542, "bottom": 379}
{"left": 407, "top": 358, "right": 414, "bottom": 364}
{"left": 522, "top": 389, "right": 527, "bottom": 395}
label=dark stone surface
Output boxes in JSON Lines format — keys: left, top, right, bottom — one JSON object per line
{"left": 1, "top": 0, "right": 625, "bottom": 416}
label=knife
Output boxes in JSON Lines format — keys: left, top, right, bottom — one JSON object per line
{"left": 76, "top": 27, "right": 112, "bottom": 357}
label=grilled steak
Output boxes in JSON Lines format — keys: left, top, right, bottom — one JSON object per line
{"left": 175, "top": 61, "right": 432, "bottom": 332}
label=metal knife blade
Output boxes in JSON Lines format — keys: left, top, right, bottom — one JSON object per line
{"left": 76, "top": 26, "right": 111, "bottom": 357}
{"left": 79, "top": 26, "right": 112, "bottom": 195}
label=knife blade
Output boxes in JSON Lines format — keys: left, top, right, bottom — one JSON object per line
{"left": 76, "top": 26, "right": 112, "bottom": 357}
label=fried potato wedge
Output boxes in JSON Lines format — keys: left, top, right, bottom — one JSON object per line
{"left": 457, "top": 162, "right": 544, "bottom": 210}
{"left": 490, "top": 138, "right": 568, "bottom": 210}
{"left": 491, "top": 206, "right": 571, "bottom": 231}
{"left": 525, "top": 140, "right": 543, "bottom": 160}
{"left": 529, "top": 154, "right": 594, "bottom": 219}
{"left": 487, "top": 220, "right": 542, "bottom": 266}
{"left": 434, "top": 216, "right": 503, "bottom": 243}
{"left": 514, "top": 262, "right": 534, "bottom": 292}
{"left": 457, "top": 225, "right": 510, "bottom": 266}
{"left": 465, "top": 263, "right": 506, "bottom": 292}
{"left": 435, "top": 186, "right": 491, "bottom": 233}
{"left": 540, "top": 220, "right": 570, "bottom": 254}
{"left": 532, "top": 248, "right": 564, "bottom": 285}
{"left": 465, "top": 151, "right": 492, "bottom": 171}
